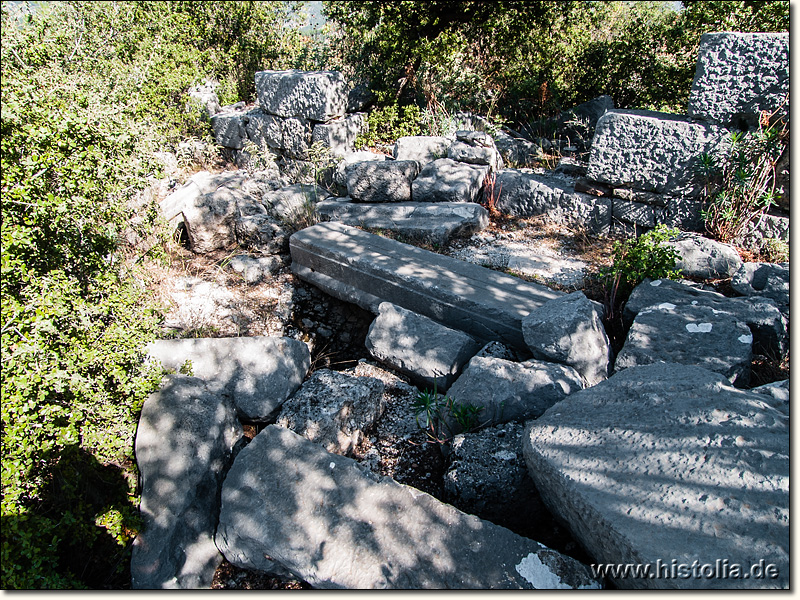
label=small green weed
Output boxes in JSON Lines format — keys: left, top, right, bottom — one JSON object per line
{"left": 412, "top": 384, "right": 485, "bottom": 444}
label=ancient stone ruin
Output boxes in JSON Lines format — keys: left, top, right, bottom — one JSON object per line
{"left": 135, "top": 32, "right": 789, "bottom": 589}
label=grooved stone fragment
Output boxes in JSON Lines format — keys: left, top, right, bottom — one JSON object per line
{"left": 275, "top": 369, "right": 385, "bottom": 455}
{"left": 522, "top": 291, "right": 612, "bottom": 386}
{"left": 132, "top": 376, "right": 242, "bottom": 589}
{"left": 290, "top": 222, "right": 563, "bottom": 350}
{"left": 146, "top": 336, "right": 310, "bottom": 422}
{"left": 523, "top": 363, "right": 789, "bottom": 589}
{"left": 215, "top": 425, "right": 601, "bottom": 589}
{"left": 688, "top": 32, "right": 789, "bottom": 128}
{"left": 366, "top": 302, "right": 481, "bottom": 391}
{"left": 255, "top": 70, "right": 347, "bottom": 121}
{"left": 587, "top": 110, "right": 729, "bottom": 197}
{"left": 615, "top": 303, "right": 752, "bottom": 384}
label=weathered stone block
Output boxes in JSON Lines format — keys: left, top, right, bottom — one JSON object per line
{"left": 255, "top": 70, "right": 348, "bottom": 121}
{"left": 446, "top": 356, "right": 584, "bottom": 431}
{"left": 312, "top": 113, "right": 367, "bottom": 157}
{"left": 366, "top": 302, "right": 481, "bottom": 391}
{"left": 522, "top": 291, "right": 612, "bottom": 386}
{"left": 216, "top": 425, "right": 601, "bottom": 589}
{"left": 146, "top": 336, "right": 310, "bottom": 422}
{"left": 615, "top": 303, "right": 752, "bottom": 384}
{"left": 290, "top": 222, "right": 564, "bottom": 350}
{"left": 588, "top": 110, "right": 729, "bottom": 197}
{"left": 316, "top": 198, "right": 489, "bottom": 246}
{"left": 494, "top": 169, "right": 569, "bottom": 217}
{"left": 275, "top": 369, "right": 385, "bottom": 456}
{"left": 345, "top": 160, "right": 418, "bottom": 203}
{"left": 412, "top": 158, "right": 488, "bottom": 203}
{"left": 688, "top": 32, "right": 789, "bottom": 129}
{"left": 131, "top": 376, "right": 242, "bottom": 589}
{"left": 523, "top": 363, "right": 789, "bottom": 589}
{"left": 393, "top": 136, "right": 451, "bottom": 166}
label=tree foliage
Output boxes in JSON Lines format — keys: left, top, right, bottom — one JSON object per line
{"left": 324, "top": 0, "right": 789, "bottom": 121}
{"left": 0, "top": 0, "right": 309, "bottom": 588}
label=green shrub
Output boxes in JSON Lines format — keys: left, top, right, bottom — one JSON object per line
{"left": 600, "top": 225, "right": 682, "bottom": 320}
{"left": 696, "top": 112, "right": 788, "bottom": 244}
{"left": 355, "top": 104, "right": 425, "bottom": 149}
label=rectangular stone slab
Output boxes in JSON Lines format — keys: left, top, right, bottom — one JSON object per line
{"left": 290, "top": 222, "right": 563, "bottom": 350}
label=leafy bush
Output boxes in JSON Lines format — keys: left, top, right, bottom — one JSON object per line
{"left": 1, "top": 1, "right": 314, "bottom": 588}
{"left": 600, "top": 225, "right": 682, "bottom": 320}
{"left": 355, "top": 104, "right": 425, "bottom": 149}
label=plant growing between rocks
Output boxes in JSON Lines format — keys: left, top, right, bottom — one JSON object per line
{"left": 696, "top": 102, "right": 788, "bottom": 245}
{"left": 412, "top": 386, "right": 486, "bottom": 445}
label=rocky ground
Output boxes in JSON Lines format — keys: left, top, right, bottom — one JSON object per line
{"left": 141, "top": 171, "right": 786, "bottom": 589}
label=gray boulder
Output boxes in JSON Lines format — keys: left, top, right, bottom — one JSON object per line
{"left": 346, "top": 82, "right": 376, "bottom": 113}
{"left": 255, "top": 70, "right": 347, "bottom": 121}
{"left": 332, "top": 151, "right": 387, "bottom": 193}
{"left": 159, "top": 170, "right": 259, "bottom": 253}
{"left": 750, "top": 378, "right": 789, "bottom": 417}
{"left": 275, "top": 369, "right": 385, "bottom": 455}
{"left": 688, "top": 32, "right": 789, "bottom": 129}
{"left": 667, "top": 233, "right": 743, "bottom": 280}
{"left": 624, "top": 277, "right": 787, "bottom": 357}
{"left": 241, "top": 108, "right": 285, "bottom": 150}
{"left": 523, "top": 363, "right": 789, "bottom": 589}
{"left": 312, "top": 113, "right": 367, "bottom": 157}
{"left": 233, "top": 213, "right": 290, "bottom": 254}
{"left": 393, "top": 135, "right": 451, "bottom": 166}
{"left": 210, "top": 109, "right": 247, "bottom": 149}
{"left": 522, "top": 291, "right": 612, "bottom": 386}
{"left": 261, "top": 183, "right": 330, "bottom": 222}
{"left": 494, "top": 169, "right": 570, "bottom": 217}
{"left": 316, "top": 198, "right": 489, "bottom": 246}
{"left": 131, "top": 376, "right": 242, "bottom": 589}
{"left": 216, "top": 425, "right": 601, "bottom": 589}
{"left": 731, "top": 262, "right": 789, "bottom": 310}
{"left": 412, "top": 158, "right": 489, "bottom": 203}
{"left": 146, "top": 336, "right": 310, "bottom": 422}
{"left": 587, "top": 110, "right": 730, "bottom": 197}
{"left": 365, "top": 302, "right": 481, "bottom": 391}
{"left": 446, "top": 356, "right": 584, "bottom": 432}
{"left": 615, "top": 303, "right": 752, "bottom": 384}
{"left": 345, "top": 160, "right": 418, "bottom": 203}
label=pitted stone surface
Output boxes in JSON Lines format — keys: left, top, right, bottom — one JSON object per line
{"left": 495, "top": 169, "right": 570, "bottom": 216}
{"left": 255, "top": 70, "right": 347, "bottom": 121}
{"left": 146, "top": 336, "right": 310, "bottom": 422}
{"left": 215, "top": 425, "right": 601, "bottom": 589}
{"left": 523, "top": 363, "right": 789, "bottom": 589}
{"left": 365, "top": 302, "right": 481, "bottom": 391}
{"left": 290, "top": 222, "right": 564, "bottom": 350}
{"left": 587, "top": 110, "right": 729, "bottom": 197}
{"left": 275, "top": 369, "right": 385, "bottom": 456}
{"left": 412, "top": 158, "right": 489, "bottom": 203}
{"left": 446, "top": 356, "right": 584, "bottom": 432}
{"left": 688, "top": 32, "right": 789, "bottom": 128}
{"left": 623, "top": 278, "right": 787, "bottom": 357}
{"left": 316, "top": 199, "right": 489, "bottom": 246}
{"left": 345, "top": 160, "right": 419, "bottom": 203}
{"left": 615, "top": 303, "right": 752, "bottom": 384}
{"left": 522, "top": 291, "right": 612, "bottom": 386}
{"left": 132, "top": 376, "right": 242, "bottom": 589}
{"left": 393, "top": 136, "right": 451, "bottom": 166}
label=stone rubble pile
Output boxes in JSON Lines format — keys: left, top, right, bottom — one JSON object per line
{"left": 137, "top": 33, "right": 789, "bottom": 590}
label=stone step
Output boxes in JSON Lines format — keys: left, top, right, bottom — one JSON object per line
{"left": 289, "top": 222, "right": 563, "bottom": 350}
{"left": 316, "top": 199, "right": 489, "bottom": 246}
